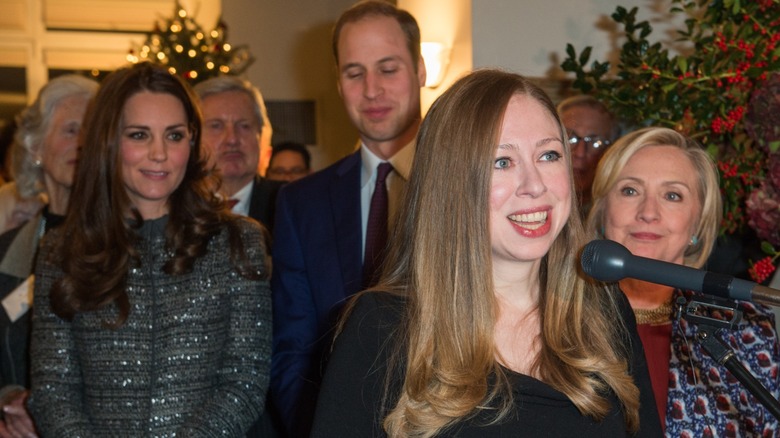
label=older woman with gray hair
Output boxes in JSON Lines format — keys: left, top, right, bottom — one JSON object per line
{"left": 0, "top": 74, "right": 98, "bottom": 437}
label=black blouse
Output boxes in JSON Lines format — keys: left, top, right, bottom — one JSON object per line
{"left": 311, "top": 291, "right": 662, "bottom": 437}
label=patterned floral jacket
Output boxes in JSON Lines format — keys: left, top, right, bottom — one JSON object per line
{"left": 666, "top": 289, "right": 780, "bottom": 437}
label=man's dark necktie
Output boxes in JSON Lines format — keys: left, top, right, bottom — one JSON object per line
{"left": 363, "top": 162, "right": 393, "bottom": 287}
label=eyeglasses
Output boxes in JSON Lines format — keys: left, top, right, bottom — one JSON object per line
{"left": 568, "top": 135, "right": 611, "bottom": 150}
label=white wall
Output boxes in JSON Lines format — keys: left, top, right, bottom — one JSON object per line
{"left": 221, "top": 0, "right": 357, "bottom": 168}
{"left": 471, "top": 0, "right": 678, "bottom": 78}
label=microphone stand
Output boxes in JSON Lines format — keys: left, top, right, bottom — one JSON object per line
{"left": 676, "top": 296, "right": 780, "bottom": 420}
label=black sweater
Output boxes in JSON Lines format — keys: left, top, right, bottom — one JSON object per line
{"left": 312, "top": 291, "right": 662, "bottom": 437}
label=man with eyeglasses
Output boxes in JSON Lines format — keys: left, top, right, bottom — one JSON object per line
{"left": 265, "top": 141, "right": 312, "bottom": 182}
{"left": 558, "top": 95, "right": 619, "bottom": 211}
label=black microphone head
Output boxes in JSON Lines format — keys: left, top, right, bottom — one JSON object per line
{"left": 581, "top": 239, "right": 632, "bottom": 282}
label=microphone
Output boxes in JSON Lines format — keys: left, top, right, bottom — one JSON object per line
{"left": 581, "top": 239, "right": 780, "bottom": 307}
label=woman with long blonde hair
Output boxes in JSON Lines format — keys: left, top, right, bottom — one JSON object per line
{"left": 311, "top": 69, "right": 661, "bottom": 437}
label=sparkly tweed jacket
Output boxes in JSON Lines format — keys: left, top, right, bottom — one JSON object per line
{"left": 28, "top": 216, "right": 272, "bottom": 437}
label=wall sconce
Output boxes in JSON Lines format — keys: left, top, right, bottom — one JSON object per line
{"left": 421, "top": 42, "right": 451, "bottom": 88}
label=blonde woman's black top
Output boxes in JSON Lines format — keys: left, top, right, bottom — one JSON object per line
{"left": 312, "top": 292, "right": 662, "bottom": 437}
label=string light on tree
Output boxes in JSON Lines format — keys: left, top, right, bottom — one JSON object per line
{"left": 127, "top": 1, "right": 254, "bottom": 84}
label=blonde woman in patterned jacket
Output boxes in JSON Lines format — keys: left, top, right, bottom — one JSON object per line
{"left": 588, "top": 126, "right": 780, "bottom": 436}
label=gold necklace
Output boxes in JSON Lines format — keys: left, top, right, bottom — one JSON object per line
{"left": 634, "top": 300, "right": 673, "bottom": 325}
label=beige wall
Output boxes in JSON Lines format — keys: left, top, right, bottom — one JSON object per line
{"left": 220, "top": 0, "right": 474, "bottom": 168}
{"left": 471, "top": 0, "right": 678, "bottom": 78}
{"left": 221, "top": 0, "right": 357, "bottom": 169}
{"left": 399, "top": 0, "right": 472, "bottom": 114}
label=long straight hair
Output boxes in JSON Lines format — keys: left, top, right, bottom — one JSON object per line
{"left": 49, "top": 62, "right": 259, "bottom": 327}
{"left": 363, "top": 69, "right": 640, "bottom": 436}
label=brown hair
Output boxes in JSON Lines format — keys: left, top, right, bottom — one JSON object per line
{"left": 348, "top": 69, "right": 641, "bottom": 436}
{"left": 50, "top": 62, "right": 261, "bottom": 326}
{"left": 332, "top": 0, "right": 422, "bottom": 72}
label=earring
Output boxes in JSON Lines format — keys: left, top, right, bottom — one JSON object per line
{"left": 33, "top": 158, "right": 42, "bottom": 167}
{"left": 690, "top": 235, "right": 699, "bottom": 246}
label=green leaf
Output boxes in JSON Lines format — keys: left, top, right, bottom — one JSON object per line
{"left": 579, "top": 46, "right": 592, "bottom": 66}
{"left": 594, "top": 61, "right": 610, "bottom": 77}
{"left": 566, "top": 43, "right": 576, "bottom": 60}
{"left": 769, "top": 140, "right": 780, "bottom": 154}
{"left": 613, "top": 6, "right": 628, "bottom": 21}
{"left": 732, "top": 0, "right": 741, "bottom": 14}
{"left": 761, "top": 241, "right": 777, "bottom": 255}
{"left": 677, "top": 57, "right": 688, "bottom": 73}
{"left": 662, "top": 82, "right": 678, "bottom": 92}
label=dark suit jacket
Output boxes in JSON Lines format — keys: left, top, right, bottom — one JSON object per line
{"left": 247, "top": 175, "right": 284, "bottom": 235}
{"left": 243, "top": 175, "right": 285, "bottom": 438}
{"left": 270, "top": 151, "right": 363, "bottom": 437}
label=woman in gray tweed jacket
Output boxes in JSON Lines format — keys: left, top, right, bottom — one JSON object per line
{"left": 27, "top": 62, "right": 271, "bottom": 437}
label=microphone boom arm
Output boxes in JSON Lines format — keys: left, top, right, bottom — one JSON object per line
{"left": 694, "top": 323, "right": 780, "bottom": 421}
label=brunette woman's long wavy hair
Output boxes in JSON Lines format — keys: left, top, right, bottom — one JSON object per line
{"left": 50, "top": 62, "right": 257, "bottom": 327}
{"left": 352, "top": 69, "right": 641, "bottom": 437}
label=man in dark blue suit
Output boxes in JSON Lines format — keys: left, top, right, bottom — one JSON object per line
{"left": 270, "top": 1, "right": 426, "bottom": 436}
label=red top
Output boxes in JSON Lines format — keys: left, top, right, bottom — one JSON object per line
{"left": 637, "top": 322, "right": 673, "bottom": 433}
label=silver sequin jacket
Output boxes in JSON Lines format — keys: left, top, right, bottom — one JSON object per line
{"left": 28, "top": 216, "right": 271, "bottom": 437}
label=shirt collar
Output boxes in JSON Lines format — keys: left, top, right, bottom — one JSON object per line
{"left": 360, "top": 139, "right": 416, "bottom": 187}
{"left": 230, "top": 179, "right": 254, "bottom": 216}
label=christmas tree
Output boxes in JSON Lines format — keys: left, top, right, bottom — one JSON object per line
{"left": 127, "top": 1, "right": 253, "bottom": 84}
